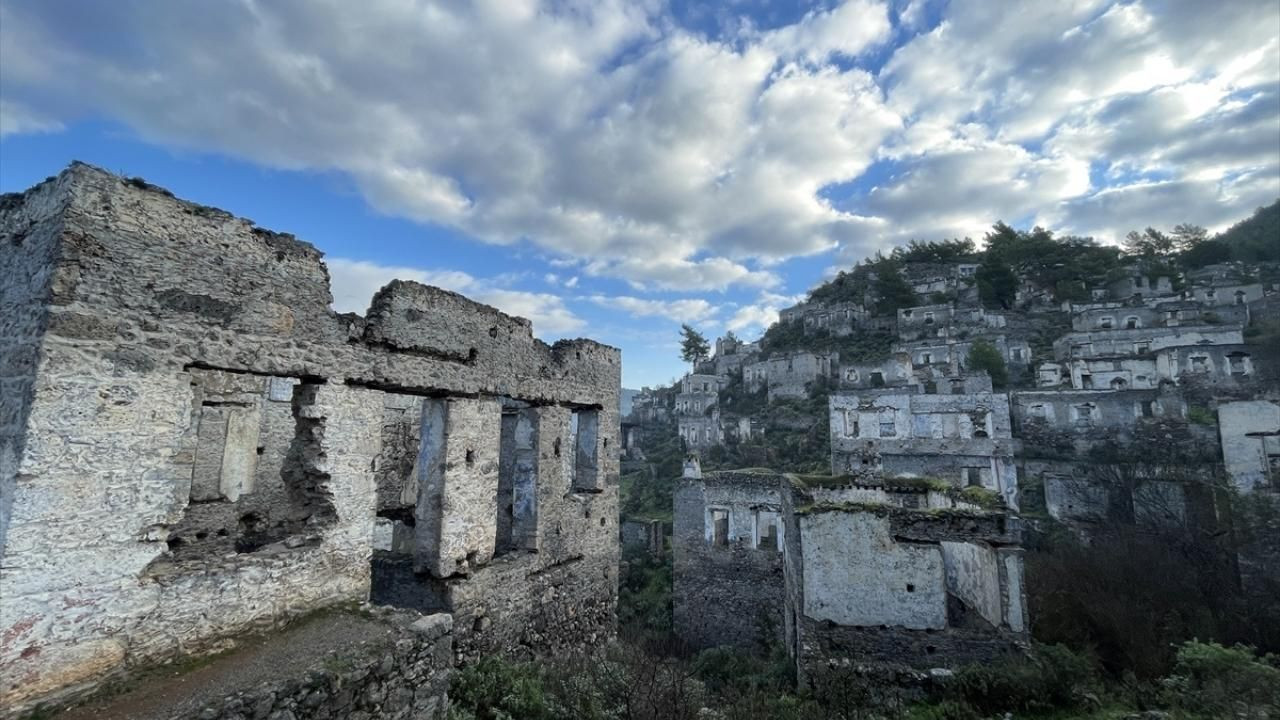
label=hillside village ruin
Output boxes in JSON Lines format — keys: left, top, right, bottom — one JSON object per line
{"left": 636, "top": 226, "right": 1279, "bottom": 682}
{"left": 1, "top": 163, "right": 1277, "bottom": 718}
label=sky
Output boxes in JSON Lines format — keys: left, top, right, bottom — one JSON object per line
{"left": 1, "top": 0, "right": 1277, "bottom": 388}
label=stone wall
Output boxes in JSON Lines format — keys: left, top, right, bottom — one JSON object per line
{"left": 47, "top": 609, "right": 453, "bottom": 720}
{"left": 782, "top": 485, "right": 1027, "bottom": 687}
{"left": 0, "top": 178, "right": 64, "bottom": 560}
{"left": 829, "top": 392, "right": 1018, "bottom": 505}
{"left": 1218, "top": 401, "right": 1280, "bottom": 492}
{"left": 190, "top": 613, "right": 453, "bottom": 720}
{"left": 673, "top": 471, "right": 785, "bottom": 651}
{"left": 0, "top": 163, "right": 621, "bottom": 714}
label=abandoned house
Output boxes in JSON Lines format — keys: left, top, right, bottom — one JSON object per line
{"left": 829, "top": 392, "right": 1019, "bottom": 508}
{"left": 0, "top": 163, "right": 621, "bottom": 715}
{"left": 672, "top": 466, "right": 1028, "bottom": 686}
{"left": 744, "top": 351, "right": 838, "bottom": 400}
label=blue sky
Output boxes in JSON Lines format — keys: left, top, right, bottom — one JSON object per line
{"left": 2, "top": 0, "right": 1277, "bottom": 388}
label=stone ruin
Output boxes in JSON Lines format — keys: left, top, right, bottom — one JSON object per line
{"left": 673, "top": 468, "right": 1028, "bottom": 690}
{"left": 0, "top": 163, "right": 621, "bottom": 716}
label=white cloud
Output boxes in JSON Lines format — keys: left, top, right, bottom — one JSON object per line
{"left": 326, "top": 258, "right": 584, "bottom": 335}
{"left": 725, "top": 291, "right": 806, "bottom": 335}
{"left": 1, "top": 0, "right": 1275, "bottom": 283}
{"left": 586, "top": 295, "right": 720, "bottom": 324}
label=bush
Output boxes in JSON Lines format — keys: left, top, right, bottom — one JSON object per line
{"left": 1162, "top": 640, "right": 1280, "bottom": 718}
{"left": 965, "top": 339, "right": 1008, "bottom": 389}
{"left": 448, "top": 656, "right": 559, "bottom": 720}
{"left": 945, "top": 644, "right": 1098, "bottom": 714}
{"left": 1187, "top": 405, "right": 1217, "bottom": 426}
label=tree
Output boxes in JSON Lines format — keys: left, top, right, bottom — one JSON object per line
{"left": 679, "top": 324, "right": 710, "bottom": 368}
{"left": 976, "top": 252, "right": 1018, "bottom": 309}
{"left": 872, "top": 262, "right": 918, "bottom": 314}
{"left": 1123, "top": 227, "right": 1176, "bottom": 258}
{"left": 1170, "top": 223, "right": 1208, "bottom": 252}
{"left": 966, "top": 339, "right": 1008, "bottom": 389}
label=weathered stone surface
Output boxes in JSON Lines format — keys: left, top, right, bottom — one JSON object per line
{"left": 0, "top": 163, "right": 621, "bottom": 716}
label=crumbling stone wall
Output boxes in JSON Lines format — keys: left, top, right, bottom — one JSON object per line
{"left": 0, "top": 163, "right": 620, "bottom": 715}
{"left": 0, "top": 179, "right": 64, "bottom": 559}
{"left": 673, "top": 471, "right": 785, "bottom": 651}
{"left": 780, "top": 483, "right": 1027, "bottom": 687}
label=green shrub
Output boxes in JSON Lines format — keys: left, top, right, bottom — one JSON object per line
{"left": 946, "top": 644, "right": 1097, "bottom": 714}
{"left": 1162, "top": 640, "right": 1280, "bottom": 718}
{"left": 1187, "top": 405, "right": 1216, "bottom": 426}
{"left": 448, "top": 656, "right": 558, "bottom": 720}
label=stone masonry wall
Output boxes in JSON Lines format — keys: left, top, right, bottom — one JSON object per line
{"left": 673, "top": 472, "right": 785, "bottom": 651}
{"left": 0, "top": 179, "right": 65, "bottom": 562}
{"left": 185, "top": 612, "right": 453, "bottom": 720}
{"left": 0, "top": 164, "right": 621, "bottom": 715}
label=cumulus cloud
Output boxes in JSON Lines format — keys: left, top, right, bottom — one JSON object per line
{"left": 1, "top": 0, "right": 1276, "bottom": 286}
{"left": 326, "top": 258, "right": 584, "bottom": 335}
{"left": 0, "top": 0, "right": 901, "bottom": 290}
{"left": 726, "top": 291, "right": 807, "bottom": 335}
{"left": 586, "top": 295, "right": 720, "bottom": 324}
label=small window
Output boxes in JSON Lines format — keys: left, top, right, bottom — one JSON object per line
{"left": 1228, "top": 353, "right": 1249, "bottom": 376}
{"left": 1074, "top": 404, "right": 1095, "bottom": 425}
{"left": 879, "top": 420, "right": 897, "bottom": 437}
{"left": 1099, "top": 316, "right": 1114, "bottom": 329}
{"left": 1011, "top": 348, "right": 1024, "bottom": 361}
{"left": 710, "top": 509, "right": 729, "bottom": 547}
{"left": 1134, "top": 341, "right": 1151, "bottom": 354}
{"left": 1206, "top": 290, "right": 1216, "bottom": 299}
{"left": 1029, "top": 404, "right": 1046, "bottom": 418}
{"left": 756, "top": 510, "right": 780, "bottom": 551}
{"left": 1191, "top": 356, "right": 1209, "bottom": 372}
{"left": 964, "top": 468, "right": 982, "bottom": 487}
{"left": 1110, "top": 377, "right": 1128, "bottom": 390}
{"left": 903, "top": 309, "right": 913, "bottom": 318}
{"left": 1140, "top": 400, "right": 1154, "bottom": 418}
{"left": 924, "top": 312, "right": 935, "bottom": 325}
{"left": 921, "top": 352, "right": 933, "bottom": 364}
{"left": 1125, "top": 316, "right": 1140, "bottom": 329}
{"left": 1235, "top": 290, "right": 1246, "bottom": 305}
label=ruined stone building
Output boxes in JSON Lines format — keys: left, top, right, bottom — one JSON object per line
{"left": 744, "top": 351, "right": 838, "bottom": 400}
{"left": 895, "top": 335, "right": 1031, "bottom": 373}
{"left": 896, "top": 303, "right": 1006, "bottom": 343}
{"left": 829, "top": 391, "right": 1019, "bottom": 507}
{"left": 676, "top": 372, "right": 729, "bottom": 449}
{"left": 673, "top": 463, "right": 1028, "bottom": 686}
{"left": 1218, "top": 400, "right": 1280, "bottom": 492}
{"left": 0, "top": 163, "right": 621, "bottom": 716}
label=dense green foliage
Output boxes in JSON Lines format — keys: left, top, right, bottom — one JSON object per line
{"left": 964, "top": 339, "right": 1007, "bottom": 389}
{"left": 890, "top": 238, "right": 977, "bottom": 264}
{"left": 446, "top": 636, "right": 1278, "bottom": 719}
{"left": 1214, "top": 198, "right": 1280, "bottom": 263}
{"left": 872, "top": 261, "right": 919, "bottom": 314}
{"left": 974, "top": 252, "right": 1016, "bottom": 309}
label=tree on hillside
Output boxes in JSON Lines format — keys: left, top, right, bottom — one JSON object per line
{"left": 893, "top": 238, "right": 977, "bottom": 264}
{"left": 1170, "top": 223, "right": 1208, "bottom": 251}
{"left": 976, "top": 252, "right": 1018, "bottom": 309}
{"left": 872, "top": 262, "right": 918, "bottom": 314}
{"left": 1124, "top": 227, "right": 1176, "bottom": 258}
{"left": 679, "top": 324, "right": 710, "bottom": 369}
{"left": 967, "top": 339, "right": 1008, "bottom": 389}
{"left": 1215, "top": 199, "right": 1280, "bottom": 262}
